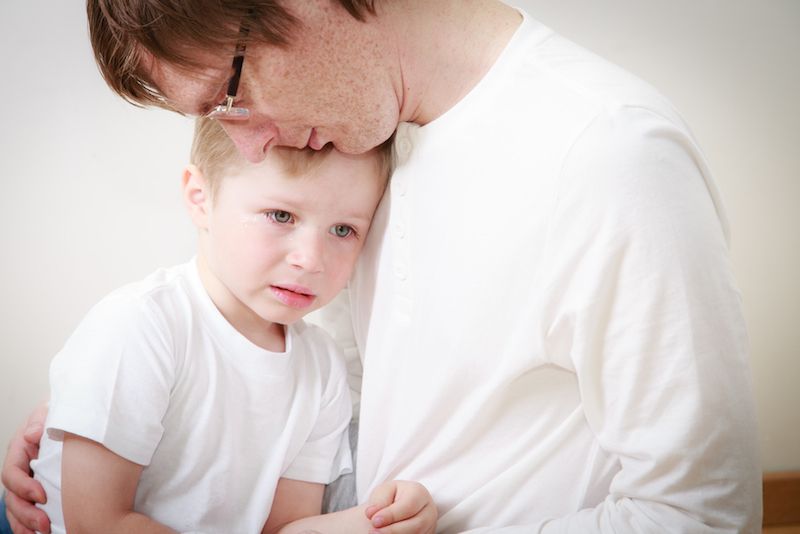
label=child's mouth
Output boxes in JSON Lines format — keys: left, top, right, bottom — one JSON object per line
{"left": 269, "top": 284, "right": 316, "bottom": 309}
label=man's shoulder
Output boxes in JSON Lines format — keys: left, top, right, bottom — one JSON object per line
{"left": 510, "top": 14, "right": 681, "bottom": 127}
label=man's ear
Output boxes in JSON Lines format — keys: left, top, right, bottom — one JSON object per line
{"left": 182, "top": 164, "right": 211, "bottom": 229}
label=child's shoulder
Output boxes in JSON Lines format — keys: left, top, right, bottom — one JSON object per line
{"left": 52, "top": 262, "right": 198, "bottom": 380}
{"left": 78, "top": 261, "right": 197, "bottom": 343}
{"left": 105, "top": 261, "right": 194, "bottom": 302}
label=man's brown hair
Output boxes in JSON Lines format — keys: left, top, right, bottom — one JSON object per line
{"left": 87, "top": 1, "right": 378, "bottom": 109}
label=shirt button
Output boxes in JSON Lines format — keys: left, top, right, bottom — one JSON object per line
{"left": 396, "top": 137, "right": 413, "bottom": 159}
{"left": 391, "top": 177, "right": 405, "bottom": 195}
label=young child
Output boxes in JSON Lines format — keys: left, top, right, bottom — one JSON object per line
{"left": 30, "top": 118, "right": 437, "bottom": 534}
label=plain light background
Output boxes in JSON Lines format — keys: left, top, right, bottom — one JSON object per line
{"left": 1, "top": 0, "right": 797, "bottom": 491}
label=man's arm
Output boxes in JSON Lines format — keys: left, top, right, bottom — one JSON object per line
{"left": 2, "top": 402, "right": 49, "bottom": 534}
{"left": 460, "top": 106, "right": 761, "bottom": 533}
{"left": 60, "top": 433, "right": 175, "bottom": 534}
{"left": 263, "top": 478, "right": 436, "bottom": 534}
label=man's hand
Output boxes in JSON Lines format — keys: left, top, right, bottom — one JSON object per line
{"left": 365, "top": 480, "right": 437, "bottom": 533}
{"left": 2, "top": 402, "right": 50, "bottom": 534}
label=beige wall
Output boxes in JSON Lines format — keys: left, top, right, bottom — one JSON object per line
{"left": 1, "top": 0, "right": 797, "bottom": 487}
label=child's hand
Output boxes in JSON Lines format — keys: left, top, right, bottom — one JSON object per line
{"left": 364, "top": 480, "right": 437, "bottom": 534}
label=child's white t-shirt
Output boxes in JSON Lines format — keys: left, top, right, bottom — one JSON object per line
{"left": 31, "top": 259, "right": 352, "bottom": 534}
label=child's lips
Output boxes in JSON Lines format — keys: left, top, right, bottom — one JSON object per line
{"left": 270, "top": 284, "right": 317, "bottom": 309}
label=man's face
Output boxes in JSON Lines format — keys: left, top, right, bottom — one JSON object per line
{"left": 148, "top": 6, "right": 400, "bottom": 162}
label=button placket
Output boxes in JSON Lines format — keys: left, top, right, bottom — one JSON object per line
{"left": 389, "top": 124, "right": 416, "bottom": 286}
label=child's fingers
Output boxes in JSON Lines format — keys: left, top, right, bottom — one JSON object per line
{"left": 368, "top": 484, "right": 429, "bottom": 529}
{"left": 369, "top": 502, "right": 437, "bottom": 534}
{"left": 365, "top": 481, "right": 398, "bottom": 519}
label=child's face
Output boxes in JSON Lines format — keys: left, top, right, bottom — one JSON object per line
{"left": 195, "top": 149, "right": 385, "bottom": 334}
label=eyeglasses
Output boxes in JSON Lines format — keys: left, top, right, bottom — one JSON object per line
{"left": 205, "top": 22, "right": 250, "bottom": 121}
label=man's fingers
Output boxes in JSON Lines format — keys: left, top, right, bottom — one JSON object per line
{"left": 7, "top": 510, "right": 36, "bottom": 534}
{"left": 1, "top": 450, "right": 45, "bottom": 505}
{"left": 2, "top": 420, "right": 46, "bottom": 506}
{"left": 0, "top": 451, "right": 46, "bottom": 505}
{"left": 5, "top": 491, "right": 50, "bottom": 534}
{"left": 21, "top": 425, "right": 43, "bottom": 447}
{"left": 1, "top": 402, "right": 50, "bottom": 534}
{"left": 22, "top": 405, "right": 48, "bottom": 446}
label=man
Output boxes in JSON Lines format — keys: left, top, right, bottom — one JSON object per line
{"left": 3, "top": 1, "right": 761, "bottom": 532}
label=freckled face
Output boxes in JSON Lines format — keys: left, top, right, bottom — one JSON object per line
{"left": 148, "top": 3, "right": 400, "bottom": 162}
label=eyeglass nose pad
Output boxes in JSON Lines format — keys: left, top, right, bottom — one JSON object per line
{"left": 205, "top": 105, "right": 250, "bottom": 121}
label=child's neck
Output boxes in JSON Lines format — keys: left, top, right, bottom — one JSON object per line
{"left": 195, "top": 256, "right": 286, "bottom": 352}
{"left": 225, "top": 310, "right": 286, "bottom": 353}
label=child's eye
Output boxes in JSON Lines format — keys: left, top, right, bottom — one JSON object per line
{"left": 330, "top": 224, "right": 355, "bottom": 238}
{"left": 266, "top": 210, "right": 293, "bottom": 224}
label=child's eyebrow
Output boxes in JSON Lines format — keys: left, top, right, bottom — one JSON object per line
{"left": 337, "top": 214, "right": 375, "bottom": 233}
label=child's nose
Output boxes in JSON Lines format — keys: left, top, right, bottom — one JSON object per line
{"left": 286, "top": 232, "right": 325, "bottom": 274}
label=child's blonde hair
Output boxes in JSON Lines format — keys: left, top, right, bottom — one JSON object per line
{"left": 190, "top": 118, "right": 392, "bottom": 197}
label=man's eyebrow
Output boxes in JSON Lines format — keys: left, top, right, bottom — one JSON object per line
{"left": 168, "top": 65, "right": 234, "bottom": 115}
{"left": 192, "top": 74, "right": 229, "bottom": 112}
{"left": 169, "top": 95, "right": 211, "bottom": 117}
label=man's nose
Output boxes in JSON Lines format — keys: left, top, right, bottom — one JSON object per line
{"left": 219, "top": 120, "right": 277, "bottom": 163}
{"left": 286, "top": 232, "right": 325, "bottom": 274}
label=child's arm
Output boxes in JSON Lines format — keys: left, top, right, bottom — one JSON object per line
{"left": 61, "top": 433, "right": 177, "bottom": 534}
{"left": 263, "top": 478, "right": 437, "bottom": 534}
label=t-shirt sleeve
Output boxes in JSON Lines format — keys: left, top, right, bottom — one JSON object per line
{"left": 282, "top": 327, "right": 353, "bottom": 485}
{"left": 532, "top": 104, "right": 760, "bottom": 531}
{"left": 45, "top": 292, "right": 176, "bottom": 466}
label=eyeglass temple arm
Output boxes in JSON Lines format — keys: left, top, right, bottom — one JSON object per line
{"left": 227, "top": 53, "right": 245, "bottom": 98}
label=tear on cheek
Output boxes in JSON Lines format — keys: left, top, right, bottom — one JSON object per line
{"left": 238, "top": 213, "right": 262, "bottom": 227}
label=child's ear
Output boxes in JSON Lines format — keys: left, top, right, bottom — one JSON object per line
{"left": 182, "top": 164, "right": 211, "bottom": 229}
